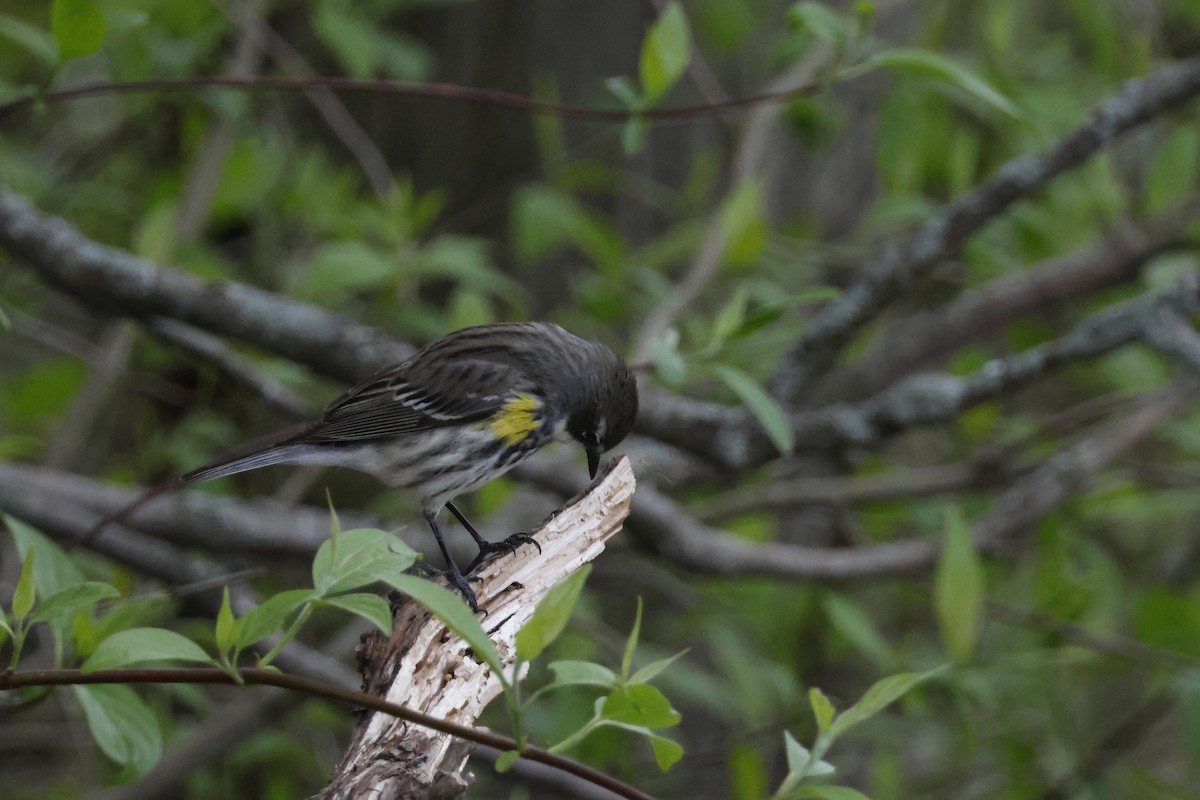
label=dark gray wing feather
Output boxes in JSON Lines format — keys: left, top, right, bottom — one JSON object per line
{"left": 294, "top": 351, "right": 525, "bottom": 443}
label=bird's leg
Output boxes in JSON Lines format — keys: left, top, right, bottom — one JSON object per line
{"left": 445, "top": 501, "right": 541, "bottom": 570}
{"left": 423, "top": 508, "right": 480, "bottom": 612}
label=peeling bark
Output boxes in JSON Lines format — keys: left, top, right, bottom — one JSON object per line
{"left": 320, "top": 457, "right": 636, "bottom": 799}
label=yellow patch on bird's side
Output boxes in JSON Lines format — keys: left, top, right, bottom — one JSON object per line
{"left": 489, "top": 393, "right": 541, "bottom": 444}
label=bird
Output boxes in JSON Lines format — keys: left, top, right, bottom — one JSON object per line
{"left": 83, "top": 322, "right": 639, "bottom": 612}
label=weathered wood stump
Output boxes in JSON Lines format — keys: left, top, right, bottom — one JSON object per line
{"left": 321, "top": 456, "right": 636, "bottom": 799}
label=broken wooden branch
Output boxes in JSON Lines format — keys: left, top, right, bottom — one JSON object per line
{"left": 321, "top": 456, "right": 637, "bottom": 800}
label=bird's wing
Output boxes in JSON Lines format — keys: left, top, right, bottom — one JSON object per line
{"left": 295, "top": 351, "right": 525, "bottom": 443}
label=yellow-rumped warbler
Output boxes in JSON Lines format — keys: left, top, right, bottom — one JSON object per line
{"left": 137, "top": 322, "right": 637, "bottom": 610}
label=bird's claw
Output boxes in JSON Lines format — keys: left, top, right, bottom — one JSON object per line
{"left": 469, "top": 532, "right": 541, "bottom": 570}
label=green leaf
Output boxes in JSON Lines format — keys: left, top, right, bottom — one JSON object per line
{"left": 236, "top": 589, "right": 317, "bottom": 649}
{"left": 822, "top": 593, "right": 892, "bottom": 668}
{"left": 639, "top": 2, "right": 692, "bottom": 102}
{"left": 415, "top": 237, "right": 528, "bottom": 303}
{"left": 605, "top": 76, "right": 642, "bottom": 108}
{"left": 719, "top": 179, "right": 768, "bottom": 267}
{"left": 313, "top": 3, "right": 381, "bottom": 78}
{"left": 5, "top": 515, "right": 85, "bottom": 598}
{"left": 648, "top": 733, "right": 684, "bottom": 771}
{"left": 783, "top": 730, "right": 811, "bottom": 774}
{"left": 829, "top": 667, "right": 943, "bottom": 738}
{"left": 796, "top": 787, "right": 872, "bottom": 800}
{"left": 327, "top": 491, "right": 342, "bottom": 536}
{"left": 4, "top": 358, "right": 87, "bottom": 429}
{"left": 511, "top": 185, "right": 590, "bottom": 264}
{"left": 51, "top": 0, "right": 107, "bottom": 62}
{"left": 548, "top": 660, "right": 618, "bottom": 689}
{"left": 516, "top": 565, "right": 591, "bottom": 661}
{"left": 710, "top": 364, "right": 795, "bottom": 454}
{"left": 82, "top": 627, "right": 212, "bottom": 672}
{"left": 809, "top": 687, "right": 836, "bottom": 735}
{"left": 385, "top": 574, "right": 506, "bottom": 684}
{"left": 710, "top": 288, "right": 749, "bottom": 348}
{"left": 598, "top": 716, "right": 685, "bottom": 771}
{"left": 935, "top": 507, "right": 984, "bottom": 663}
{"left": 73, "top": 684, "right": 162, "bottom": 777}
{"left": 602, "top": 684, "right": 681, "bottom": 729}
{"left": 312, "top": 528, "right": 418, "bottom": 595}
{"left": 1145, "top": 126, "right": 1200, "bottom": 214}
{"left": 622, "top": 597, "right": 644, "bottom": 680}
{"left": 12, "top": 546, "right": 36, "bottom": 622}
{"left": 862, "top": 48, "right": 1024, "bottom": 121}
{"left": 0, "top": 14, "right": 58, "bottom": 65}
{"left": 494, "top": 749, "right": 521, "bottom": 773}
{"left": 320, "top": 593, "right": 393, "bottom": 635}
{"left": 788, "top": 2, "right": 845, "bottom": 45}
{"left": 630, "top": 649, "right": 689, "bottom": 685}
{"left": 32, "top": 582, "right": 119, "bottom": 624}
{"left": 302, "top": 241, "right": 395, "bottom": 301}
{"left": 215, "top": 587, "right": 239, "bottom": 656}
{"left": 650, "top": 329, "right": 687, "bottom": 388}
{"left": 622, "top": 116, "right": 649, "bottom": 156}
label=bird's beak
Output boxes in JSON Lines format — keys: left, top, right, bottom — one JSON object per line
{"left": 587, "top": 447, "right": 601, "bottom": 480}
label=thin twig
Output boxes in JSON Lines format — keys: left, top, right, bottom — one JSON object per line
{"left": 0, "top": 668, "right": 655, "bottom": 800}
{"left": 988, "top": 601, "right": 1200, "bottom": 671}
{"left": 213, "top": 1, "right": 396, "bottom": 198}
{"left": 691, "top": 456, "right": 1020, "bottom": 522}
{"left": 0, "top": 73, "right": 825, "bottom": 122}
{"left": 173, "top": 0, "right": 266, "bottom": 242}
{"left": 148, "top": 318, "right": 316, "bottom": 417}
{"left": 629, "top": 43, "right": 835, "bottom": 365}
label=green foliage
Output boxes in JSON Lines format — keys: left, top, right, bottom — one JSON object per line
{"left": 719, "top": 179, "right": 768, "bottom": 267}
{"left": 4, "top": 1, "right": 1200, "bottom": 796}
{"left": 540, "top": 599, "right": 685, "bottom": 770}
{"left": 640, "top": 2, "right": 692, "bottom": 103}
{"left": 311, "top": 527, "right": 418, "bottom": 595}
{"left": 788, "top": 2, "right": 846, "bottom": 48}
{"left": 934, "top": 507, "right": 985, "bottom": 663}
{"left": 72, "top": 684, "right": 163, "bottom": 780}
{"left": 854, "top": 48, "right": 1025, "bottom": 122}
{"left": 774, "top": 667, "right": 945, "bottom": 798}
{"left": 517, "top": 565, "right": 592, "bottom": 661}
{"left": 82, "top": 627, "right": 212, "bottom": 672}
{"left": 709, "top": 363, "right": 795, "bottom": 454}
{"left": 51, "top": 0, "right": 107, "bottom": 62}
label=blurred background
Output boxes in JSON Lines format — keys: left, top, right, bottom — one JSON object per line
{"left": 3, "top": 0, "right": 1200, "bottom": 798}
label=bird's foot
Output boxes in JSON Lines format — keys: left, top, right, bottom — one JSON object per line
{"left": 447, "top": 568, "right": 481, "bottom": 613}
{"left": 468, "top": 532, "right": 541, "bottom": 570}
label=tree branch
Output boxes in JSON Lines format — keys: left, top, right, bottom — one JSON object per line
{"left": 321, "top": 457, "right": 637, "bottom": 799}
{"left": 0, "top": 73, "right": 824, "bottom": 124}
{"left": 0, "top": 462, "right": 390, "bottom": 558}
{"left": 641, "top": 273, "right": 1200, "bottom": 469}
{"left": 768, "top": 54, "right": 1200, "bottom": 405}
{"left": 816, "top": 198, "right": 1200, "bottom": 402}
{"left": 534, "top": 382, "right": 1194, "bottom": 580}
{"left": 0, "top": 186, "right": 411, "bottom": 385}
{"left": 0, "top": 665, "right": 651, "bottom": 800}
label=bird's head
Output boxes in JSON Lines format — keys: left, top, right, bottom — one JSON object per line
{"left": 565, "top": 350, "right": 639, "bottom": 479}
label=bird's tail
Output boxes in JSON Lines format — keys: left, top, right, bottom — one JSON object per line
{"left": 181, "top": 443, "right": 312, "bottom": 484}
{"left": 75, "top": 421, "right": 315, "bottom": 549}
